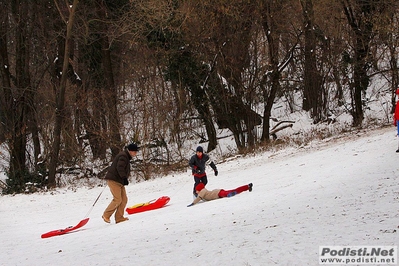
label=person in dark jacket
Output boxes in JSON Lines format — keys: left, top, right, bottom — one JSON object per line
{"left": 102, "top": 143, "right": 139, "bottom": 224}
{"left": 188, "top": 146, "right": 218, "bottom": 197}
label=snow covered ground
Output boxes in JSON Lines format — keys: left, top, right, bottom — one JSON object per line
{"left": 0, "top": 126, "right": 398, "bottom": 265}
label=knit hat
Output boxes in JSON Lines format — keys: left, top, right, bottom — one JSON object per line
{"left": 195, "top": 183, "right": 205, "bottom": 192}
{"left": 196, "top": 146, "right": 203, "bottom": 153}
{"left": 127, "top": 143, "right": 140, "bottom": 151}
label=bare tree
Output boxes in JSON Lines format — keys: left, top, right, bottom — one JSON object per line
{"left": 0, "top": 1, "right": 32, "bottom": 178}
{"left": 340, "top": 0, "right": 375, "bottom": 127}
{"left": 48, "top": 0, "right": 79, "bottom": 188}
{"left": 259, "top": 0, "right": 301, "bottom": 142}
{"left": 300, "top": 0, "right": 324, "bottom": 123}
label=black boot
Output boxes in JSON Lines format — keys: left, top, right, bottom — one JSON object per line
{"left": 248, "top": 183, "right": 253, "bottom": 192}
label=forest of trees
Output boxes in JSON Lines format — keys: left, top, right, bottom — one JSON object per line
{"left": 1, "top": 0, "right": 399, "bottom": 192}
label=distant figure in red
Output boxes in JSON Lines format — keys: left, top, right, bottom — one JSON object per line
{"left": 394, "top": 89, "right": 399, "bottom": 152}
{"left": 187, "top": 183, "right": 253, "bottom": 207}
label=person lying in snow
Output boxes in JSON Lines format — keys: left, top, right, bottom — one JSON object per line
{"left": 187, "top": 182, "right": 253, "bottom": 207}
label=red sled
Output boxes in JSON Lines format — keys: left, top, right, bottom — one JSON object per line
{"left": 41, "top": 218, "right": 89, "bottom": 239}
{"left": 126, "top": 196, "right": 170, "bottom": 215}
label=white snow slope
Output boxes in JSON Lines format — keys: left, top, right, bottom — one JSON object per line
{"left": 0, "top": 126, "right": 398, "bottom": 266}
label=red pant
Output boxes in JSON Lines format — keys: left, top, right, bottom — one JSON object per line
{"left": 218, "top": 184, "right": 249, "bottom": 198}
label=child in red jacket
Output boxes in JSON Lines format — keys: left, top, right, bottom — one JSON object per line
{"left": 394, "top": 89, "right": 399, "bottom": 152}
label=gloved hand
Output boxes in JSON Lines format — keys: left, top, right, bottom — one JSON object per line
{"left": 214, "top": 169, "right": 218, "bottom": 176}
{"left": 187, "top": 203, "right": 194, "bottom": 207}
{"left": 192, "top": 166, "right": 201, "bottom": 174}
{"left": 123, "top": 178, "right": 129, "bottom": 186}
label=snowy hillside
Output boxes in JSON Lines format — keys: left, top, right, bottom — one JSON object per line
{"left": 0, "top": 126, "right": 398, "bottom": 265}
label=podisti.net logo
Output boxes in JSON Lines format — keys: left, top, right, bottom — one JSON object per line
{"left": 319, "top": 246, "right": 397, "bottom": 265}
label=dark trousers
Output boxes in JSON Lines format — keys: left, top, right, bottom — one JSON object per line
{"left": 193, "top": 175, "right": 208, "bottom": 195}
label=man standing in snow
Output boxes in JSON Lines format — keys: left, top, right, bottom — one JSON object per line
{"left": 188, "top": 146, "right": 218, "bottom": 197}
{"left": 102, "top": 143, "right": 139, "bottom": 224}
{"left": 394, "top": 89, "right": 399, "bottom": 152}
{"left": 187, "top": 182, "right": 253, "bottom": 206}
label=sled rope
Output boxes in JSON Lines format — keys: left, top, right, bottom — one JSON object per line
{"left": 83, "top": 182, "right": 107, "bottom": 218}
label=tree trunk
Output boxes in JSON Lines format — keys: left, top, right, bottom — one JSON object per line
{"left": 48, "top": 0, "right": 79, "bottom": 188}
{"left": 7, "top": 0, "right": 32, "bottom": 177}
{"left": 390, "top": 46, "right": 398, "bottom": 113}
{"left": 341, "top": 0, "right": 374, "bottom": 127}
{"left": 261, "top": 71, "right": 280, "bottom": 142}
{"left": 301, "top": 0, "right": 322, "bottom": 123}
{"left": 101, "top": 36, "right": 122, "bottom": 157}
{"left": 352, "top": 44, "right": 367, "bottom": 127}
{"left": 0, "top": 9, "right": 12, "bottom": 144}
{"left": 260, "top": 1, "right": 281, "bottom": 142}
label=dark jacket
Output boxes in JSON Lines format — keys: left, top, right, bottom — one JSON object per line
{"left": 105, "top": 150, "right": 132, "bottom": 185}
{"left": 189, "top": 153, "right": 217, "bottom": 178}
